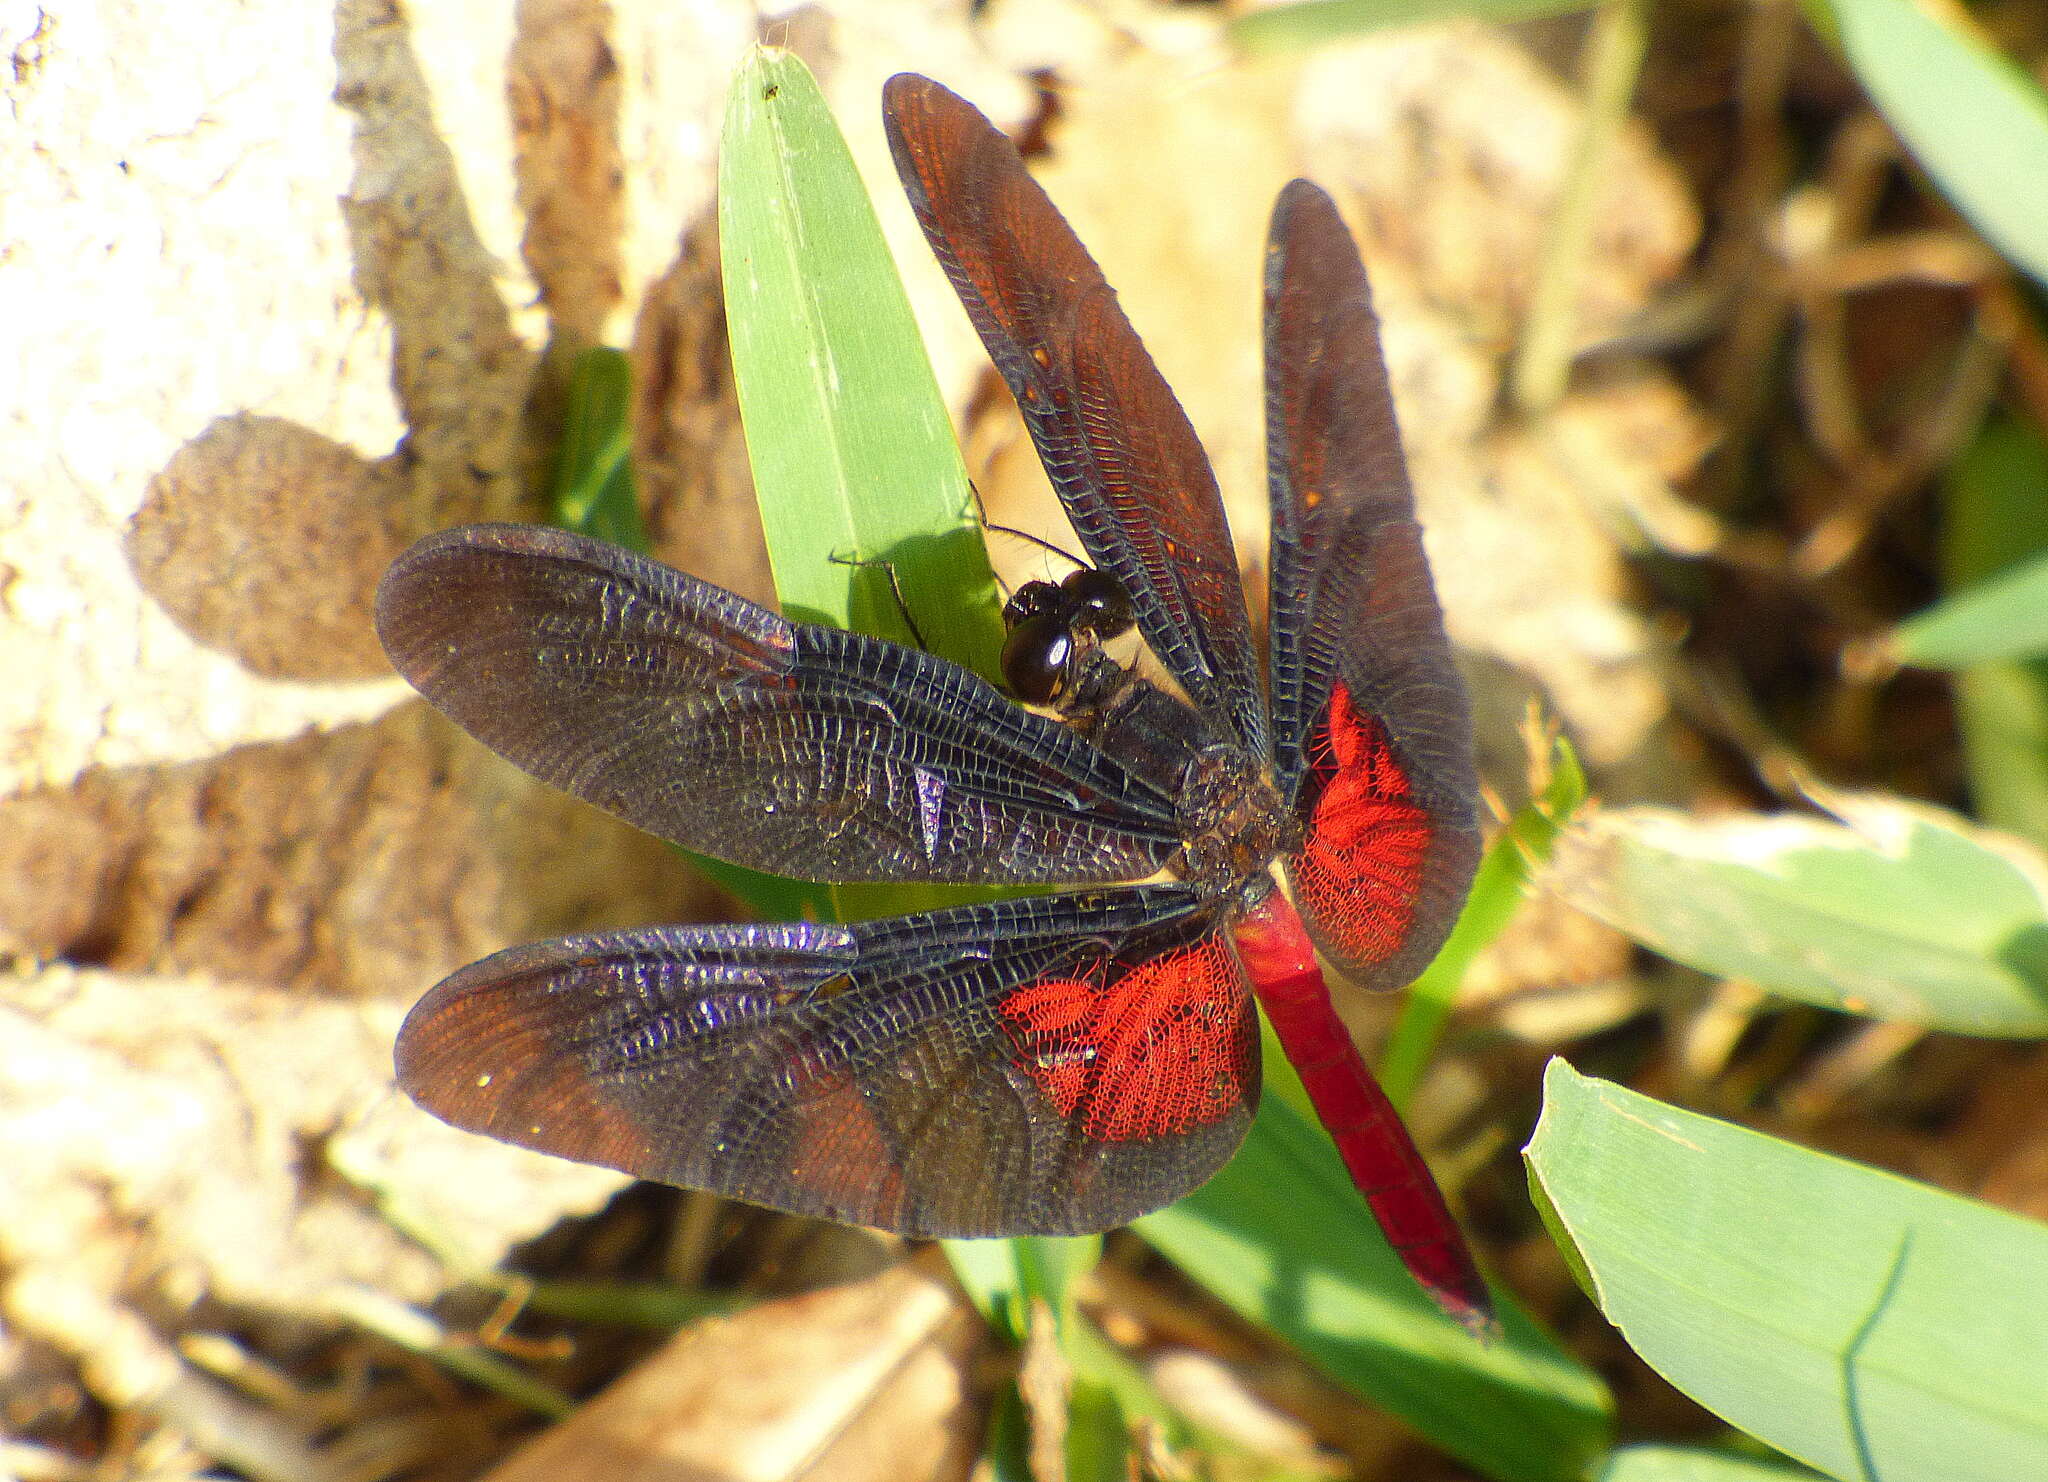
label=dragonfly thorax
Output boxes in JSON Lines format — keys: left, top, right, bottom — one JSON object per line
{"left": 1172, "top": 743, "right": 1299, "bottom": 897}
{"left": 1003, "top": 585, "right": 1294, "bottom": 896}
{"left": 1025, "top": 621, "right": 1296, "bottom": 898}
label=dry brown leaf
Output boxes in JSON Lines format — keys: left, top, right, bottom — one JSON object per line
{"left": 477, "top": 1258, "right": 980, "bottom": 1482}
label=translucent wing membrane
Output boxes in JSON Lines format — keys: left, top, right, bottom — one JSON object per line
{"left": 1261, "top": 182, "right": 1481, "bottom": 989}
{"left": 883, "top": 75, "right": 1267, "bottom": 757}
{"left": 376, "top": 91, "right": 1487, "bottom": 1320}
{"left": 375, "top": 524, "right": 1181, "bottom": 885}
{"left": 395, "top": 886, "right": 1258, "bottom": 1236}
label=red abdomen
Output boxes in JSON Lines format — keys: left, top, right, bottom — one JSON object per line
{"left": 1233, "top": 889, "right": 1495, "bottom": 1338}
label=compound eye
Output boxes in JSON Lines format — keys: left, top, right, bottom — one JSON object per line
{"left": 1062, "top": 568, "right": 1133, "bottom": 639}
{"left": 1001, "top": 580, "right": 1065, "bottom": 628}
{"left": 1001, "top": 614, "right": 1074, "bottom": 703}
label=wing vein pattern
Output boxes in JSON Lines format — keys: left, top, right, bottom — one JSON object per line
{"left": 884, "top": 75, "right": 1267, "bottom": 756}
{"left": 376, "top": 524, "right": 1181, "bottom": 885}
{"left": 396, "top": 887, "right": 1259, "bottom": 1236}
{"left": 1262, "top": 181, "right": 1481, "bottom": 987}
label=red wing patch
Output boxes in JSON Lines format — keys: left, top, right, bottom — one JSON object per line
{"left": 995, "top": 933, "right": 1253, "bottom": 1142}
{"left": 1290, "top": 681, "right": 1433, "bottom": 969}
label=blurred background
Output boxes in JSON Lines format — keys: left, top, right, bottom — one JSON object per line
{"left": 4, "top": 0, "right": 2046, "bottom": 1478}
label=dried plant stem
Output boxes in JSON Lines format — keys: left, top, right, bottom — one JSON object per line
{"left": 1511, "top": 0, "right": 1652, "bottom": 414}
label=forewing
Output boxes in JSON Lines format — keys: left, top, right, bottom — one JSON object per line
{"left": 376, "top": 524, "right": 1179, "bottom": 884}
{"left": 395, "top": 887, "right": 1259, "bottom": 1236}
{"left": 1262, "top": 182, "right": 1480, "bottom": 989}
{"left": 883, "top": 74, "right": 1266, "bottom": 755}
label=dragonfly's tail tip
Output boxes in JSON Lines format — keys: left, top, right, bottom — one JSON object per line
{"left": 1433, "top": 1291, "right": 1501, "bottom": 1344}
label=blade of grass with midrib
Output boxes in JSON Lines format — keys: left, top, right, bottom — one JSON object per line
{"left": 1530, "top": 1060, "right": 2048, "bottom": 1482}
{"left": 719, "top": 48, "right": 1008, "bottom": 923}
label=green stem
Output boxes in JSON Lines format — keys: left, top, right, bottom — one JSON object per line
{"left": 1510, "top": 0, "right": 1652, "bottom": 414}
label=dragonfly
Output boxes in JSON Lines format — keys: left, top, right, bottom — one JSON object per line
{"left": 376, "top": 74, "right": 1492, "bottom": 1335}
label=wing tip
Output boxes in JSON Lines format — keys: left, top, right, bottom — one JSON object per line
{"left": 1272, "top": 176, "right": 1337, "bottom": 225}
{"left": 375, "top": 523, "right": 592, "bottom": 642}
{"left": 395, "top": 954, "right": 662, "bottom": 1178}
{"left": 881, "top": 71, "right": 933, "bottom": 110}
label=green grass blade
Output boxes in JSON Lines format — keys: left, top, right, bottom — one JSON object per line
{"left": 719, "top": 48, "right": 1000, "bottom": 679}
{"left": 1382, "top": 734, "right": 1587, "bottom": 1107}
{"left": 513, "top": 1278, "right": 745, "bottom": 1330}
{"left": 550, "top": 347, "right": 647, "bottom": 552}
{"left": 948, "top": 1237, "right": 1164, "bottom": 1477}
{"left": 323, "top": 1286, "right": 575, "bottom": 1420}
{"left": 1809, "top": 0, "right": 2048, "bottom": 285}
{"left": 719, "top": 47, "right": 1011, "bottom": 923}
{"left": 1139, "top": 1060, "right": 1614, "bottom": 1482}
{"left": 1229, "top": 0, "right": 1595, "bottom": 52}
{"left": 1596, "top": 1444, "right": 1826, "bottom": 1481}
{"left": 946, "top": 1235, "right": 1101, "bottom": 1343}
{"left": 1892, "top": 548, "right": 2048, "bottom": 668}
{"left": 545, "top": 345, "right": 830, "bottom": 923}
{"left": 1940, "top": 417, "right": 2048, "bottom": 852}
{"left": 1530, "top": 1061, "right": 2048, "bottom": 1482}
{"left": 1547, "top": 797, "right": 2048, "bottom": 1036}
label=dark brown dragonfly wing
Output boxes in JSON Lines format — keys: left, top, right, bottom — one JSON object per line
{"left": 1262, "top": 182, "right": 1481, "bottom": 990}
{"left": 395, "top": 886, "right": 1259, "bottom": 1236}
{"left": 376, "top": 524, "right": 1180, "bottom": 885}
{"left": 884, "top": 74, "right": 1266, "bottom": 756}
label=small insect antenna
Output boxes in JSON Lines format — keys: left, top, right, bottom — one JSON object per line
{"left": 828, "top": 550, "right": 931, "bottom": 654}
{"left": 968, "top": 480, "right": 1091, "bottom": 577}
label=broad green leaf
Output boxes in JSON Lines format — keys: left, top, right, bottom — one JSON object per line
{"left": 719, "top": 48, "right": 1000, "bottom": 680}
{"left": 1809, "top": 0, "right": 2048, "bottom": 285}
{"left": 1893, "top": 548, "right": 2048, "bottom": 667}
{"left": 1230, "top": 0, "right": 1594, "bottom": 52}
{"left": 1546, "top": 796, "right": 2048, "bottom": 1036}
{"left": 1529, "top": 1061, "right": 2048, "bottom": 1482}
{"left": 1382, "top": 733, "right": 1587, "bottom": 1107}
{"left": 1941, "top": 417, "right": 2048, "bottom": 852}
{"left": 1596, "top": 1444, "right": 1825, "bottom": 1482}
{"left": 719, "top": 47, "right": 1009, "bottom": 923}
{"left": 1140, "top": 1051, "right": 1614, "bottom": 1482}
